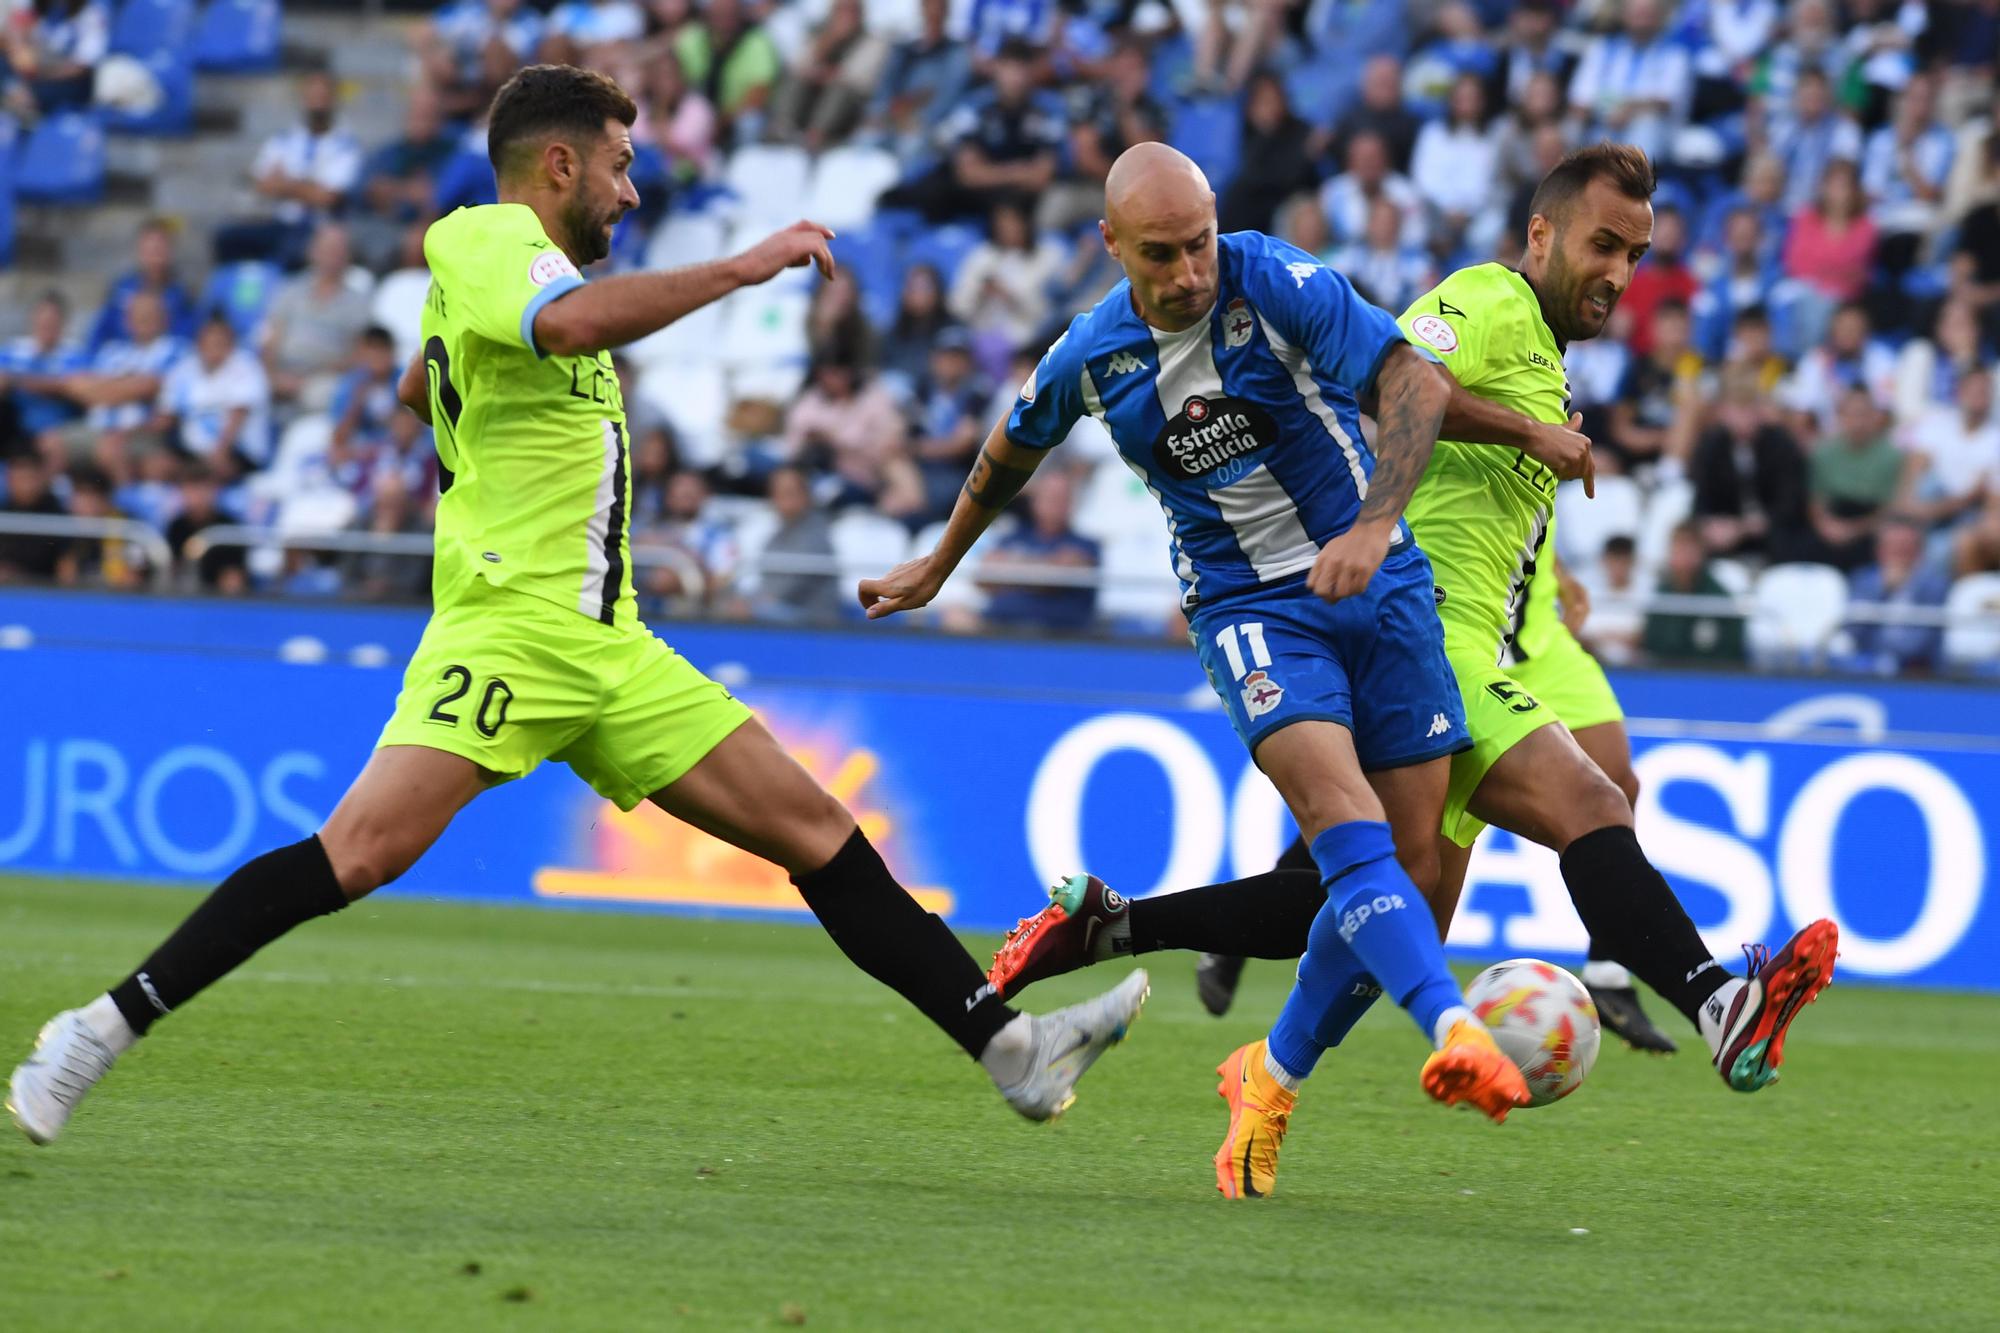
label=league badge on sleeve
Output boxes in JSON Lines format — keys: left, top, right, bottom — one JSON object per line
{"left": 1411, "top": 314, "right": 1459, "bottom": 354}
{"left": 529, "top": 251, "right": 581, "bottom": 287}
{"left": 1241, "top": 669, "right": 1284, "bottom": 719}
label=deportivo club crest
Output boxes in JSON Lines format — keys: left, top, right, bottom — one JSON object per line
{"left": 1225, "top": 298, "right": 1254, "bottom": 347}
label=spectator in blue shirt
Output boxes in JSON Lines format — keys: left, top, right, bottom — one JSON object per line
{"left": 2, "top": 290, "right": 89, "bottom": 465}
{"left": 1692, "top": 206, "right": 1781, "bottom": 362}
{"left": 327, "top": 327, "right": 403, "bottom": 497}
{"left": 87, "top": 218, "right": 200, "bottom": 356}
{"left": 979, "top": 467, "right": 1100, "bottom": 633}
{"left": 1839, "top": 516, "right": 1953, "bottom": 674}
{"left": 2, "top": 0, "right": 108, "bottom": 116}
{"left": 867, "top": 0, "right": 972, "bottom": 166}
{"left": 908, "top": 326, "right": 990, "bottom": 521}
{"left": 1861, "top": 74, "right": 1955, "bottom": 273}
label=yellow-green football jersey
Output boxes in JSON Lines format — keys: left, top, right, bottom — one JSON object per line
{"left": 1398, "top": 263, "right": 1570, "bottom": 664}
{"left": 419, "top": 203, "right": 636, "bottom": 627}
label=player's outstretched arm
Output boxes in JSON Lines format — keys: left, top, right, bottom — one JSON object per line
{"left": 1308, "top": 344, "right": 1449, "bottom": 603}
{"left": 1431, "top": 364, "right": 1596, "bottom": 498}
{"left": 858, "top": 418, "right": 1046, "bottom": 619}
{"left": 534, "top": 221, "right": 837, "bottom": 357}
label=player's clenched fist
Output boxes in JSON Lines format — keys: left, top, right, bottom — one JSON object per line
{"left": 859, "top": 553, "right": 946, "bottom": 619}
{"left": 1307, "top": 520, "right": 1393, "bottom": 604}
{"left": 730, "top": 220, "right": 837, "bottom": 285}
{"left": 1522, "top": 412, "right": 1595, "bottom": 497}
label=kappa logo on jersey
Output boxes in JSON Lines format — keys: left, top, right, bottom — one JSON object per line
{"left": 1426, "top": 712, "right": 1451, "bottom": 738}
{"left": 1286, "top": 261, "right": 1320, "bottom": 288}
{"left": 1105, "top": 351, "right": 1147, "bottom": 375}
{"left": 1224, "top": 297, "right": 1254, "bottom": 347}
{"left": 1411, "top": 313, "right": 1459, "bottom": 354}
{"left": 1241, "top": 669, "right": 1284, "bottom": 718}
{"left": 1155, "top": 394, "right": 1278, "bottom": 480}
{"left": 529, "top": 250, "right": 581, "bottom": 287}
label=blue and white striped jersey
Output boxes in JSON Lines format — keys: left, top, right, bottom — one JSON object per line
{"left": 1007, "top": 231, "right": 1417, "bottom": 610}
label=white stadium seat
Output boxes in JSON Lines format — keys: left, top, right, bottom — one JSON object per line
{"left": 1637, "top": 477, "right": 1694, "bottom": 574}
{"left": 1942, "top": 573, "right": 2000, "bottom": 670}
{"left": 1097, "top": 534, "right": 1183, "bottom": 629}
{"left": 829, "top": 511, "right": 912, "bottom": 592}
{"left": 369, "top": 268, "right": 431, "bottom": 360}
{"left": 723, "top": 143, "right": 811, "bottom": 227}
{"left": 1555, "top": 474, "right": 1642, "bottom": 568}
{"left": 636, "top": 363, "right": 730, "bottom": 470}
{"left": 1748, "top": 562, "right": 1849, "bottom": 665}
{"left": 1073, "top": 457, "right": 1161, "bottom": 544}
{"left": 717, "top": 285, "right": 811, "bottom": 376}
{"left": 643, "top": 211, "right": 727, "bottom": 271}
{"left": 1708, "top": 556, "right": 1753, "bottom": 598}
{"left": 623, "top": 298, "right": 725, "bottom": 377}
{"left": 802, "top": 145, "right": 902, "bottom": 232}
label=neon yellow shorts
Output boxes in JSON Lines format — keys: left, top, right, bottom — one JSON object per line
{"left": 1510, "top": 621, "right": 1625, "bottom": 734}
{"left": 376, "top": 578, "right": 751, "bottom": 810}
{"left": 1439, "top": 615, "right": 1627, "bottom": 847}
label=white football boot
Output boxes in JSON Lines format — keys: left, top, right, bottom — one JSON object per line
{"left": 997, "top": 968, "right": 1150, "bottom": 1121}
{"left": 9, "top": 1010, "right": 122, "bottom": 1145}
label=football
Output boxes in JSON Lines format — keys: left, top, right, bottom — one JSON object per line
{"left": 1464, "top": 959, "right": 1602, "bottom": 1107}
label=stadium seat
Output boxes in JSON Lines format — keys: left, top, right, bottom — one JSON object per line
{"left": 204, "top": 260, "right": 282, "bottom": 340}
{"left": 722, "top": 144, "right": 811, "bottom": 227}
{"left": 111, "top": 0, "right": 196, "bottom": 56}
{"left": 1941, "top": 573, "right": 2000, "bottom": 673}
{"left": 724, "top": 500, "right": 780, "bottom": 597}
{"left": 1168, "top": 97, "right": 1241, "bottom": 193}
{"left": 1708, "top": 556, "right": 1752, "bottom": 598}
{"left": 904, "top": 222, "right": 983, "bottom": 289}
{"left": 100, "top": 49, "right": 195, "bottom": 135}
{"left": 635, "top": 363, "right": 730, "bottom": 470}
{"left": 642, "top": 211, "right": 727, "bottom": 271}
{"left": 1554, "top": 475, "right": 1642, "bottom": 568}
{"left": 191, "top": 0, "right": 281, "bottom": 72}
{"left": 0, "top": 158, "right": 14, "bottom": 268}
{"left": 802, "top": 145, "right": 901, "bottom": 233}
{"left": 1072, "top": 457, "right": 1159, "bottom": 544}
{"left": 833, "top": 222, "right": 904, "bottom": 329}
{"left": 829, "top": 511, "right": 912, "bottom": 599}
{"left": 1097, "top": 533, "right": 1183, "bottom": 630}
{"left": 15, "top": 112, "right": 107, "bottom": 205}
{"left": 1748, "top": 563, "right": 1848, "bottom": 665}
{"left": 369, "top": 267, "right": 431, "bottom": 359}
{"left": 625, "top": 297, "right": 724, "bottom": 377}
{"left": 717, "top": 286, "right": 810, "bottom": 377}
{"left": 1636, "top": 477, "right": 1694, "bottom": 573}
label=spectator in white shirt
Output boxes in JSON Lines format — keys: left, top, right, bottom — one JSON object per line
{"left": 1409, "top": 73, "right": 1503, "bottom": 259}
{"left": 1893, "top": 297, "right": 1989, "bottom": 429}
{"left": 1897, "top": 368, "right": 1999, "bottom": 534}
{"left": 416, "top": 0, "right": 545, "bottom": 117}
{"left": 214, "top": 72, "right": 365, "bottom": 268}
{"left": 2, "top": 0, "right": 107, "bottom": 116}
{"left": 948, "top": 201, "right": 1064, "bottom": 373}
{"left": 156, "top": 316, "right": 274, "bottom": 480}
{"left": 1566, "top": 0, "right": 1690, "bottom": 163}
{"left": 260, "top": 222, "right": 376, "bottom": 413}
{"left": 1698, "top": 0, "right": 1780, "bottom": 86}
{"left": 1781, "top": 300, "right": 1897, "bottom": 437}
{"left": 1319, "top": 129, "right": 1426, "bottom": 250}
{"left": 1329, "top": 196, "right": 1435, "bottom": 316}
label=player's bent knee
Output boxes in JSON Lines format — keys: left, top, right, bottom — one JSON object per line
{"left": 1614, "top": 768, "right": 1641, "bottom": 811}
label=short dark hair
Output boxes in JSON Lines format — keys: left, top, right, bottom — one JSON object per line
{"left": 1603, "top": 534, "right": 1637, "bottom": 559}
{"left": 359, "top": 325, "right": 396, "bottom": 348}
{"left": 487, "top": 64, "right": 638, "bottom": 180}
{"left": 1527, "top": 142, "right": 1656, "bottom": 229}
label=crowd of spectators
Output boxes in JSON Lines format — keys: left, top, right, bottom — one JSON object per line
{"left": 2, "top": 0, "right": 1998, "bottom": 673}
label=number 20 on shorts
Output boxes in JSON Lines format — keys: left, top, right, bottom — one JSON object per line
{"left": 427, "top": 665, "right": 514, "bottom": 738}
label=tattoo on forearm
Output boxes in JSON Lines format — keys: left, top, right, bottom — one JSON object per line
{"left": 963, "top": 444, "right": 1036, "bottom": 509}
{"left": 1356, "top": 355, "right": 1446, "bottom": 526}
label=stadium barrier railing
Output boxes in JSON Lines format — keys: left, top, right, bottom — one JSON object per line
{"left": 0, "top": 513, "right": 176, "bottom": 591}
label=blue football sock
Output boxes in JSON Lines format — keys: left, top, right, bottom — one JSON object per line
{"left": 1266, "top": 821, "right": 1464, "bottom": 1077}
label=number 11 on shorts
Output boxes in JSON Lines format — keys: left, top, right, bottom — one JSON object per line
{"left": 1215, "top": 622, "right": 1271, "bottom": 681}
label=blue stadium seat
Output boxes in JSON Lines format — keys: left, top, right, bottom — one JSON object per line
{"left": 203, "top": 260, "right": 283, "bottom": 339}
{"left": 1169, "top": 97, "right": 1241, "bottom": 193}
{"left": 905, "top": 222, "right": 982, "bottom": 289}
{"left": 191, "top": 0, "right": 281, "bottom": 73}
{"left": 433, "top": 148, "right": 499, "bottom": 213}
{"left": 835, "top": 223, "right": 904, "bottom": 329}
{"left": 15, "top": 112, "right": 107, "bottom": 205}
{"left": 112, "top": 0, "right": 196, "bottom": 56}
{"left": 102, "top": 49, "right": 195, "bottom": 135}
{"left": 0, "top": 180, "right": 14, "bottom": 268}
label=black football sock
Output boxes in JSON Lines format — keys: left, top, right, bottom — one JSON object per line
{"left": 108, "top": 835, "right": 349, "bottom": 1037}
{"left": 1558, "top": 825, "right": 1730, "bottom": 1026}
{"left": 792, "top": 829, "right": 1014, "bottom": 1060}
{"left": 1127, "top": 870, "right": 1324, "bottom": 958}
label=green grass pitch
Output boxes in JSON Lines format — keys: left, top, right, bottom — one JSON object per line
{"left": 3, "top": 875, "right": 1995, "bottom": 1330}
